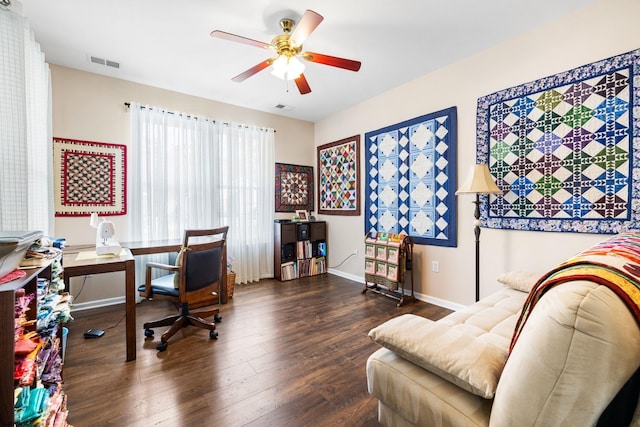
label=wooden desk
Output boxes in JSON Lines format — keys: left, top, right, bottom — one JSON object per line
{"left": 63, "top": 248, "right": 136, "bottom": 361}
{"left": 120, "top": 239, "right": 181, "bottom": 256}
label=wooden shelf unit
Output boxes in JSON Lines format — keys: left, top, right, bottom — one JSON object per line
{"left": 1, "top": 257, "right": 68, "bottom": 426}
{"left": 274, "top": 221, "right": 327, "bottom": 281}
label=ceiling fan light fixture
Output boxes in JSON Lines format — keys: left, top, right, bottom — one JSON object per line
{"left": 271, "top": 55, "right": 305, "bottom": 80}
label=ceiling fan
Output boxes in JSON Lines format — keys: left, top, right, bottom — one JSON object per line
{"left": 210, "top": 9, "right": 361, "bottom": 95}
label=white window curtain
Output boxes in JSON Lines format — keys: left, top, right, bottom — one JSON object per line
{"left": 0, "top": 2, "right": 53, "bottom": 234}
{"left": 128, "top": 103, "right": 275, "bottom": 285}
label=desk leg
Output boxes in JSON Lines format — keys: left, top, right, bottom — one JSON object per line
{"left": 125, "top": 259, "right": 136, "bottom": 361}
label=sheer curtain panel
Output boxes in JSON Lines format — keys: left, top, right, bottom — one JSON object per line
{"left": 129, "top": 104, "right": 275, "bottom": 285}
{"left": 0, "top": 3, "right": 53, "bottom": 233}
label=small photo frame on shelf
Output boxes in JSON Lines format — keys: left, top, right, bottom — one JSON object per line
{"left": 295, "top": 210, "right": 309, "bottom": 221}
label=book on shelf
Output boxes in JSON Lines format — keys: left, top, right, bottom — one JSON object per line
{"left": 318, "top": 242, "right": 327, "bottom": 257}
{"left": 281, "top": 261, "right": 298, "bottom": 280}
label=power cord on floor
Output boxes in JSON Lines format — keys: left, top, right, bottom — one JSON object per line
{"left": 74, "top": 275, "right": 126, "bottom": 332}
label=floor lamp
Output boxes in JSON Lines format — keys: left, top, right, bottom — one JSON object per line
{"left": 456, "top": 164, "right": 501, "bottom": 302}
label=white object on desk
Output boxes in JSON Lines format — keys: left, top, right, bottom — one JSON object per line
{"left": 90, "top": 212, "right": 122, "bottom": 256}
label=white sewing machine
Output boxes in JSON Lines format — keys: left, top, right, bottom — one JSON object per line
{"left": 90, "top": 213, "right": 122, "bottom": 255}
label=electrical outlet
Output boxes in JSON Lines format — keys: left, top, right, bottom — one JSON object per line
{"left": 432, "top": 260, "right": 439, "bottom": 273}
{"left": 352, "top": 249, "right": 358, "bottom": 256}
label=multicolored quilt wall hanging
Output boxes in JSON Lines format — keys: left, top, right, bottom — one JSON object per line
{"left": 53, "top": 138, "right": 127, "bottom": 216}
{"left": 317, "top": 135, "right": 360, "bottom": 216}
{"left": 365, "top": 107, "right": 457, "bottom": 247}
{"left": 477, "top": 49, "right": 640, "bottom": 234}
{"left": 275, "top": 163, "right": 314, "bottom": 212}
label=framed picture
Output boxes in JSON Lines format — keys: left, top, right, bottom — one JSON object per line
{"left": 365, "top": 107, "right": 458, "bottom": 247}
{"left": 53, "top": 137, "right": 127, "bottom": 216}
{"left": 476, "top": 48, "right": 640, "bottom": 234}
{"left": 275, "top": 163, "right": 314, "bottom": 212}
{"left": 317, "top": 135, "right": 360, "bottom": 216}
{"left": 296, "top": 210, "right": 309, "bottom": 221}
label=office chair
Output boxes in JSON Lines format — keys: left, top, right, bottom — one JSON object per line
{"left": 138, "top": 227, "right": 229, "bottom": 351}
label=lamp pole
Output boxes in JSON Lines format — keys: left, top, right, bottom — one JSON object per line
{"left": 456, "top": 163, "right": 501, "bottom": 303}
{"left": 473, "top": 194, "right": 481, "bottom": 302}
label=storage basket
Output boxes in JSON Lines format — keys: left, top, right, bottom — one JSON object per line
{"left": 227, "top": 271, "right": 236, "bottom": 299}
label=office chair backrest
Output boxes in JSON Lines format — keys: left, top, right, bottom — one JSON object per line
{"left": 180, "top": 227, "right": 229, "bottom": 294}
{"left": 183, "top": 245, "right": 222, "bottom": 292}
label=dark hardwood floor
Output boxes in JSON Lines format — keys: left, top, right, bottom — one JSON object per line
{"left": 63, "top": 274, "right": 452, "bottom": 427}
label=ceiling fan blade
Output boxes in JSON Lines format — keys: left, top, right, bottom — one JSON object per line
{"left": 210, "top": 30, "right": 272, "bottom": 50}
{"left": 289, "top": 10, "right": 324, "bottom": 47}
{"left": 232, "top": 59, "right": 274, "bottom": 82}
{"left": 302, "top": 51, "right": 361, "bottom": 72}
{"left": 295, "top": 74, "right": 312, "bottom": 95}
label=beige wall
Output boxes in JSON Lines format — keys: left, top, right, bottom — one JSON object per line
{"left": 53, "top": 0, "right": 638, "bottom": 308}
{"left": 51, "top": 65, "right": 314, "bottom": 304}
{"left": 315, "top": 0, "right": 640, "bottom": 307}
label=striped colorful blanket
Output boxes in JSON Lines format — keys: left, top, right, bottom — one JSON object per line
{"left": 509, "top": 233, "right": 640, "bottom": 354}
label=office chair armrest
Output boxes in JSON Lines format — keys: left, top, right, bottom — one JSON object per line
{"left": 146, "top": 262, "right": 179, "bottom": 272}
{"left": 141, "top": 262, "right": 180, "bottom": 299}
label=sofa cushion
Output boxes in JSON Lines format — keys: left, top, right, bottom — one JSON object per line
{"left": 369, "top": 313, "right": 507, "bottom": 399}
{"left": 496, "top": 270, "right": 540, "bottom": 293}
{"left": 368, "top": 288, "right": 527, "bottom": 400}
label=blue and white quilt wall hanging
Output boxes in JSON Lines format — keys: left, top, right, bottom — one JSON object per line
{"left": 476, "top": 48, "right": 640, "bottom": 234}
{"left": 365, "top": 107, "right": 457, "bottom": 247}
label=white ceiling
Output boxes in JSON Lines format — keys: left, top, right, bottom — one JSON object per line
{"left": 20, "top": 0, "right": 596, "bottom": 123}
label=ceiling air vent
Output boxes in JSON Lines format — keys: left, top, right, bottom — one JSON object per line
{"left": 274, "top": 104, "right": 293, "bottom": 111}
{"left": 89, "top": 55, "right": 120, "bottom": 69}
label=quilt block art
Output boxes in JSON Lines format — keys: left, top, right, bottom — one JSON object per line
{"left": 477, "top": 49, "right": 640, "bottom": 234}
{"left": 53, "top": 138, "right": 127, "bottom": 216}
{"left": 317, "top": 135, "right": 360, "bottom": 215}
{"left": 275, "top": 163, "right": 314, "bottom": 212}
{"left": 365, "top": 107, "right": 457, "bottom": 246}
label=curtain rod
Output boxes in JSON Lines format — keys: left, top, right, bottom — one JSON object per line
{"left": 124, "top": 102, "right": 275, "bottom": 133}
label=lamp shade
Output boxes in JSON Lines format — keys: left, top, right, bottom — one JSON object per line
{"left": 456, "top": 164, "right": 501, "bottom": 195}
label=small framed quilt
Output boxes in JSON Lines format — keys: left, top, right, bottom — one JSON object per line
{"left": 275, "top": 163, "right": 314, "bottom": 212}
{"left": 53, "top": 137, "right": 127, "bottom": 216}
{"left": 317, "top": 135, "right": 360, "bottom": 216}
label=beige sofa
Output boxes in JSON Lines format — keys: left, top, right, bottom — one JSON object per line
{"left": 367, "top": 234, "right": 640, "bottom": 427}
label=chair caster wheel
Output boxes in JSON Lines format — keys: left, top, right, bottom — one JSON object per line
{"left": 157, "top": 341, "right": 168, "bottom": 351}
{"left": 144, "top": 328, "right": 154, "bottom": 337}
{"left": 214, "top": 314, "right": 222, "bottom": 323}
{"left": 209, "top": 330, "right": 218, "bottom": 339}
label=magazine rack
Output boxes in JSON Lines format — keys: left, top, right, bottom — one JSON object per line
{"left": 362, "top": 232, "right": 415, "bottom": 306}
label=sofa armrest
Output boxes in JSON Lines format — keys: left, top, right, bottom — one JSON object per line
{"left": 368, "top": 314, "right": 507, "bottom": 398}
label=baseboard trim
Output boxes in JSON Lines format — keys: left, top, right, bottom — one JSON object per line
{"left": 71, "top": 296, "right": 125, "bottom": 312}
{"left": 71, "top": 274, "right": 467, "bottom": 313}
{"left": 327, "top": 270, "right": 465, "bottom": 311}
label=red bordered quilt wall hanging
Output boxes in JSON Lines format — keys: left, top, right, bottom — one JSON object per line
{"left": 53, "top": 137, "right": 127, "bottom": 216}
